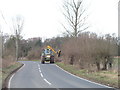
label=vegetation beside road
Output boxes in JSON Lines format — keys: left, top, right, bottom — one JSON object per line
{"left": 0, "top": 0, "right": 119, "bottom": 88}
{"left": 56, "top": 58, "right": 119, "bottom": 88}
{"left": 2, "top": 62, "right": 22, "bottom": 87}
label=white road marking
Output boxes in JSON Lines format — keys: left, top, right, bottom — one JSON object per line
{"left": 38, "top": 67, "right": 41, "bottom": 70}
{"left": 8, "top": 63, "right": 25, "bottom": 88}
{"left": 37, "top": 63, "right": 52, "bottom": 86}
{"left": 38, "top": 64, "right": 40, "bottom": 68}
{"left": 41, "top": 73, "right": 43, "bottom": 77}
{"left": 8, "top": 73, "right": 15, "bottom": 88}
{"left": 38, "top": 63, "right": 43, "bottom": 77}
{"left": 37, "top": 63, "right": 42, "bottom": 73}
{"left": 55, "top": 65, "right": 113, "bottom": 88}
{"left": 44, "top": 78, "right": 52, "bottom": 85}
{"left": 39, "top": 69, "right": 41, "bottom": 73}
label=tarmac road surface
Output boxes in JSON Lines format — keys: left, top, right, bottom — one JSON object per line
{"left": 8, "top": 61, "right": 114, "bottom": 89}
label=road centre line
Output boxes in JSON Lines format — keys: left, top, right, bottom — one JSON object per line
{"left": 39, "top": 67, "right": 41, "bottom": 70}
{"left": 37, "top": 63, "right": 52, "bottom": 86}
{"left": 37, "top": 63, "right": 43, "bottom": 76}
{"left": 43, "top": 78, "right": 52, "bottom": 85}
{"left": 39, "top": 69, "right": 41, "bottom": 73}
{"left": 40, "top": 73, "right": 43, "bottom": 77}
{"left": 37, "top": 63, "right": 42, "bottom": 72}
{"left": 38, "top": 64, "right": 40, "bottom": 68}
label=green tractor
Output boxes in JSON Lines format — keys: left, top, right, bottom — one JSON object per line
{"left": 41, "top": 46, "right": 61, "bottom": 64}
{"left": 41, "top": 48, "right": 54, "bottom": 64}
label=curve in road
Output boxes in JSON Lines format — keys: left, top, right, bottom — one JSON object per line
{"left": 8, "top": 61, "right": 114, "bottom": 89}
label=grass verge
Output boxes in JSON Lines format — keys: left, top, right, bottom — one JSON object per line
{"left": 1, "top": 62, "right": 22, "bottom": 88}
{"left": 56, "top": 62, "right": 118, "bottom": 88}
{"left": 19, "top": 59, "right": 40, "bottom": 61}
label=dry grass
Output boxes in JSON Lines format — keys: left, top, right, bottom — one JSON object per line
{"left": 2, "top": 62, "right": 22, "bottom": 86}
{"left": 2, "top": 59, "right": 15, "bottom": 68}
{"left": 56, "top": 62, "right": 118, "bottom": 88}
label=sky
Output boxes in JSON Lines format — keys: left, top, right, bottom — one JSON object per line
{"left": 0, "top": 0, "right": 118, "bottom": 40}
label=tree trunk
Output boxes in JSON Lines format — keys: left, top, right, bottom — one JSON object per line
{"left": 74, "top": 8, "right": 78, "bottom": 37}
{"left": 69, "top": 55, "right": 74, "bottom": 65}
{"left": 102, "top": 58, "right": 108, "bottom": 70}
{"left": 102, "top": 62, "right": 107, "bottom": 70}
{"left": 96, "top": 62, "right": 100, "bottom": 71}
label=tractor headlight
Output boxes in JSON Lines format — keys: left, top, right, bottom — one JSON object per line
{"left": 46, "top": 55, "right": 50, "bottom": 58}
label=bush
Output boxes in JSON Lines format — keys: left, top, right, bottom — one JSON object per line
{"left": 27, "top": 47, "right": 42, "bottom": 60}
{"left": 61, "top": 32, "right": 118, "bottom": 71}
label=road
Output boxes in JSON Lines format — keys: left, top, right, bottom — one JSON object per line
{"left": 9, "top": 61, "right": 114, "bottom": 89}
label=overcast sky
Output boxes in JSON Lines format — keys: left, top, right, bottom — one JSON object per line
{"left": 0, "top": 0, "right": 118, "bottom": 40}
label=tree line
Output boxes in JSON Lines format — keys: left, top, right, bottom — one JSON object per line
{"left": 1, "top": 30, "right": 118, "bottom": 72}
{"left": 1, "top": 0, "right": 119, "bottom": 72}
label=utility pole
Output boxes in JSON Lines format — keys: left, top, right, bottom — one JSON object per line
{"left": 15, "top": 30, "right": 18, "bottom": 61}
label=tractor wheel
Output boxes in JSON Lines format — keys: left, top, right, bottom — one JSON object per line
{"left": 50, "top": 57, "right": 54, "bottom": 63}
{"left": 41, "top": 57, "right": 45, "bottom": 64}
{"left": 41, "top": 61, "right": 45, "bottom": 64}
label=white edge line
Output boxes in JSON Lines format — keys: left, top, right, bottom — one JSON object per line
{"left": 8, "top": 64, "right": 25, "bottom": 88}
{"left": 55, "top": 64, "right": 113, "bottom": 88}
{"left": 43, "top": 78, "right": 51, "bottom": 85}
{"left": 8, "top": 73, "right": 15, "bottom": 88}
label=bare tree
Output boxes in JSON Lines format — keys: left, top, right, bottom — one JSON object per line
{"left": 12, "top": 15, "right": 24, "bottom": 61}
{"left": 62, "top": 0, "right": 88, "bottom": 37}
